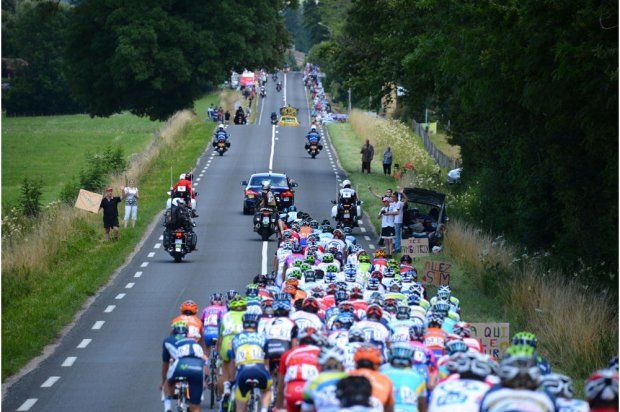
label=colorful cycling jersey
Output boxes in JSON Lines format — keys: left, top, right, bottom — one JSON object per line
{"left": 350, "top": 368, "right": 395, "bottom": 409}
{"left": 350, "top": 320, "right": 391, "bottom": 344}
{"left": 428, "top": 377, "right": 492, "bottom": 412}
{"left": 463, "top": 337, "right": 484, "bottom": 353}
{"left": 231, "top": 331, "right": 266, "bottom": 366}
{"left": 303, "top": 371, "right": 348, "bottom": 412}
{"left": 381, "top": 365, "right": 427, "bottom": 412}
{"left": 201, "top": 305, "right": 227, "bottom": 329}
{"left": 280, "top": 344, "right": 321, "bottom": 383}
{"left": 285, "top": 253, "right": 305, "bottom": 268}
{"left": 327, "top": 330, "right": 349, "bottom": 347}
{"left": 290, "top": 310, "right": 324, "bottom": 331}
{"left": 162, "top": 336, "right": 205, "bottom": 363}
{"left": 358, "top": 261, "right": 371, "bottom": 274}
{"left": 220, "top": 310, "right": 245, "bottom": 337}
{"left": 480, "top": 386, "right": 556, "bottom": 412}
{"left": 424, "top": 327, "right": 448, "bottom": 351}
{"left": 259, "top": 317, "right": 297, "bottom": 358}
{"left": 384, "top": 292, "right": 407, "bottom": 304}
{"left": 555, "top": 397, "right": 589, "bottom": 412}
{"left": 442, "top": 316, "right": 457, "bottom": 334}
{"left": 388, "top": 319, "right": 416, "bottom": 343}
{"left": 171, "top": 314, "right": 203, "bottom": 341}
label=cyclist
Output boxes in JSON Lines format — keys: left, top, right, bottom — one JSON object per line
{"left": 380, "top": 343, "right": 428, "bottom": 411}
{"left": 171, "top": 300, "right": 207, "bottom": 353}
{"left": 216, "top": 296, "right": 247, "bottom": 402}
{"left": 452, "top": 321, "right": 484, "bottom": 353}
{"left": 290, "top": 297, "right": 324, "bottom": 331}
{"left": 387, "top": 305, "right": 416, "bottom": 344}
{"left": 350, "top": 344, "right": 395, "bottom": 412}
{"left": 511, "top": 331, "right": 551, "bottom": 374}
{"left": 585, "top": 368, "right": 618, "bottom": 412}
{"left": 161, "top": 321, "right": 206, "bottom": 412}
{"left": 259, "top": 299, "right": 297, "bottom": 375}
{"left": 336, "top": 375, "right": 375, "bottom": 412}
{"left": 200, "top": 293, "right": 227, "bottom": 356}
{"left": 302, "top": 345, "right": 348, "bottom": 412}
{"left": 540, "top": 373, "right": 589, "bottom": 411}
{"left": 423, "top": 313, "right": 448, "bottom": 357}
{"left": 349, "top": 304, "right": 390, "bottom": 350}
{"left": 229, "top": 313, "right": 272, "bottom": 412}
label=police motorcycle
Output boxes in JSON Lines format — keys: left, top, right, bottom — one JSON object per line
{"left": 304, "top": 127, "right": 323, "bottom": 158}
{"left": 270, "top": 112, "right": 278, "bottom": 125}
{"left": 211, "top": 125, "right": 230, "bottom": 156}
{"left": 331, "top": 181, "right": 362, "bottom": 228}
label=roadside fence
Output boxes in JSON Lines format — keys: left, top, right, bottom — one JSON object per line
{"left": 412, "top": 119, "right": 461, "bottom": 170}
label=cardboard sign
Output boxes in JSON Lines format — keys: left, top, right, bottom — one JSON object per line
{"left": 470, "top": 322, "right": 510, "bottom": 359}
{"left": 401, "top": 237, "right": 429, "bottom": 257}
{"left": 422, "top": 260, "right": 451, "bottom": 286}
{"left": 74, "top": 189, "right": 103, "bottom": 214}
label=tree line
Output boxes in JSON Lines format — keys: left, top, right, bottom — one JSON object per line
{"left": 2, "top": 0, "right": 290, "bottom": 120}
{"left": 312, "top": 0, "right": 618, "bottom": 288}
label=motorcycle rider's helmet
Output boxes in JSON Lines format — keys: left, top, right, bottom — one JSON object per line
{"left": 218, "top": 124, "right": 224, "bottom": 131}
{"left": 342, "top": 179, "right": 352, "bottom": 188}
{"left": 179, "top": 173, "right": 186, "bottom": 180}
{"left": 311, "top": 126, "right": 317, "bottom": 132}
{"left": 261, "top": 181, "right": 271, "bottom": 191}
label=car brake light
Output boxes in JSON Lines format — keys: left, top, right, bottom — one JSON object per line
{"left": 246, "top": 189, "right": 258, "bottom": 197}
{"left": 281, "top": 191, "right": 293, "bottom": 198}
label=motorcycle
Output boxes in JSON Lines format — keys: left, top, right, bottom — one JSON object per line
{"left": 253, "top": 208, "right": 278, "bottom": 241}
{"left": 331, "top": 198, "right": 363, "bottom": 229}
{"left": 305, "top": 138, "right": 323, "bottom": 158}
{"left": 167, "top": 228, "right": 190, "bottom": 262}
{"left": 270, "top": 112, "right": 278, "bottom": 125}
{"left": 272, "top": 73, "right": 278, "bottom": 81}
{"left": 214, "top": 136, "right": 229, "bottom": 156}
{"left": 260, "top": 87, "right": 266, "bottom": 98}
{"left": 276, "top": 83, "right": 282, "bottom": 92}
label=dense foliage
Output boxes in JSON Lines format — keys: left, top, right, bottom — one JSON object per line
{"left": 327, "top": 0, "right": 618, "bottom": 286}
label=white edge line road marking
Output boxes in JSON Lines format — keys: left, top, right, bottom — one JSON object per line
{"left": 154, "top": 243, "right": 161, "bottom": 249}
{"left": 61, "top": 356, "right": 76, "bottom": 367}
{"left": 134, "top": 271, "right": 142, "bottom": 278}
{"left": 104, "top": 305, "right": 116, "bottom": 313}
{"left": 258, "top": 92, "right": 265, "bottom": 125}
{"left": 17, "top": 399, "right": 37, "bottom": 411}
{"left": 195, "top": 178, "right": 200, "bottom": 182}
{"left": 140, "top": 262, "right": 149, "bottom": 267}
{"left": 147, "top": 252, "right": 155, "bottom": 257}
{"left": 92, "top": 321, "right": 105, "bottom": 330}
{"left": 77, "top": 339, "right": 91, "bottom": 348}
{"left": 304, "top": 76, "right": 312, "bottom": 124}
{"left": 283, "top": 72, "right": 287, "bottom": 106}
{"left": 41, "top": 376, "right": 60, "bottom": 388}
{"left": 115, "top": 293, "right": 126, "bottom": 300}
{"left": 269, "top": 125, "right": 276, "bottom": 172}
{"left": 125, "top": 282, "right": 135, "bottom": 289}
{"left": 261, "top": 241, "right": 268, "bottom": 275}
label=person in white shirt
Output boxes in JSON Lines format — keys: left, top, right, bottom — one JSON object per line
{"left": 121, "top": 178, "right": 139, "bottom": 228}
{"left": 391, "top": 189, "right": 408, "bottom": 254}
{"left": 377, "top": 196, "right": 398, "bottom": 257}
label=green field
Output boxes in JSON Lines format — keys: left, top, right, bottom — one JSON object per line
{"left": 2, "top": 113, "right": 159, "bottom": 208}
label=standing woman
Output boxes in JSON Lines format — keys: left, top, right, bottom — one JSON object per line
{"left": 383, "top": 147, "right": 393, "bottom": 175}
{"left": 121, "top": 178, "right": 139, "bottom": 228}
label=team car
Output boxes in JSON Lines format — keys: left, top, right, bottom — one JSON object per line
{"left": 278, "top": 105, "right": 299, "bottom": 127}
{"left": 241, "top": 172, "right": 298, "bottom": 214}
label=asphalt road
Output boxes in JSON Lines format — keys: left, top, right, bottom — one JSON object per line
{"left": 3, "top": 72, "right": 378, "bottom": 411}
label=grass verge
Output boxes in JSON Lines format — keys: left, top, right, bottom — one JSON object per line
{"left": 428, "top": 131, "right": 461, "bottom": 160}
{"left": 2, "top": 101, "right": 216, "bottom": 380}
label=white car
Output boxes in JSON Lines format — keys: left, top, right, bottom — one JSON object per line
{"left": 447, "top": 167, "right": 462, "bottom": 184}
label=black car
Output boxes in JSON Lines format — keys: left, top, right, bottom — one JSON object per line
{"left": 401, "top": 187, "right": 448, "bottom": 245}
{"left": 241, "top": 172, "right": 298, "bottom": 215}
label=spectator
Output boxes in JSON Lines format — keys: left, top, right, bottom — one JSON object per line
{"left": 217, "top": 106, "right": 224, "bottom": 122}
{"left": 224, "top": 110, "right": 231, "bottom": 124}
{"left": 360, "top": 140, "right": 374, "bottom": 174}
{"left": 392, "top": 189, "right": 408, "bottom": 253}
{"left": 99, "top": 187, "right": 121, "bottom": 241}
{"left": 368, "top": 186, "right": 393, "bottom": 201}
{"left": 378, "top": 196, "right": 398, "bottom": 257}
{"left": 382, "top": 147, "right": 393, "bottom": 175}
{"left": 121, "top": 178, "right": 139, "bottom": 229}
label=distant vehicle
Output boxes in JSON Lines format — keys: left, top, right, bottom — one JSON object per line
{"left": 447, "top": 167, "right": 462, "bottom": 184}
{"left": 401, "top": 187, "right": 447, "bottom": 248}
{"left": 230, "top": 72, "right": 239, "bottom": 89}
{"left": 241, "top": 172, "right": 298, "bottom": 214}
{"left": 278, "top": 106, "right": 299, "bottom": 127}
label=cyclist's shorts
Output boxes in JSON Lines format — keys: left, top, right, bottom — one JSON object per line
{"left": 284, "top": 380, "right": 305, "bottom": 412}
{"left": 219, "top": 335, "right": 234, "bottom": 362}
{"left": 235, "top": 364, "right": 272, "bottom": 400}
{"left": 203, "top": 327, "right": 218, "bottom": 346}
{"left": 167, "top": 357, "right": 204, "bottom": 405}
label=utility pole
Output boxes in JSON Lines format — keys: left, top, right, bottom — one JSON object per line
{"left": 425, "top": 108, "right": 428, "bottom": 124}
{"left": 348, "top": 87, "right": 351, "bottom": 113}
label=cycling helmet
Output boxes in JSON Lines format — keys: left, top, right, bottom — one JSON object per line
{"left": 334, "top": 290, "right": 349, "bottom": 304}
{"left": 383, "top": 267, "right": 396, "bottom": 278}
{"left": 453, "top": 321, "right": 472, "bottom": 338}
{"left": 265, "top": 271, "right": 277, "bottom": 282}
{"left": 242, "top": 313, "right": 260, "bottom": 329}
{"left": 281, "top": 241, "right": 294, "bottom": 250}
{"left": 387, "top": 259, "right": 399, "bottom": 269}
{"left": 298, "top": 327, "right": 324, "bottom": 346}
{"left": 388, "top": 279, "right": 401, "bottom": 292}
{"left": 288, "top": 269, "right": 302, "bottom": 280}
{"left": 246, "top": 283, "right": 259, "bottom": 298}
{"left": 358, "top": 254, "right": 371, "bottom": 264}
{"left": 354, "top": 345, "right": 382, "bottom": 369}
{"left": 409, "top": 324, "right": 426, "bottom": 341}
{"left": 408, "top": 283, "right": 424, "bottom": 297}
{"left": 309, "top": 220, "right": 319, "bottom": 229}
{"left": 210, "top": 293, "right": 223, "bottom": 304}
{"left": 437, "top": 285, "right": 451, "bottom": 301}
{"left": 322, "top": 225, "right": 334, "bottom": 233}
{"left": 229, "top": 296, "right": 247, "bottom": 310}
{"left": 407, "top": 293, "right": 421, "bottom": 306}
{"left": 374, "top": 249, "right": 386, "bottom": 258}
{"left": 226, "top": 289, "right": 239, "bottom": 301}
{"left": 322, "top": 253, "right": 334, "bottom": 263}
{"left": 326, "top": 264, "right": 338, "bottom": 273}
{"left": 511, "top": 331, "right": 538, "bottom": 349}
{"left": 400, "top": 271, "right": 413, "bottom": 283}
{"left": 333, "top": 229, "right": 344, "bottom": 240}
{"left": 366, "top": 278, "right": 380, "bottom": 290}
{"left": 497, "top": 350, "right": 541, "bottom": 389}
{"left": 446, "top": 339, "right": 469, "bottom": 355}
{"left": 318, "top": 345, "right": 345, "bottom": 369}
{"left": 427, "top": 312, "right": 444, "bottom": 327}
{"left": 301, "top": 297, "right": 320, "bottom": 314}
{"left": 293, "top": 259, "right": 304, "bottom": 268}
{"left": 333, "top": 313, "right": 355, "bottom": 330}
{"left": 348, "top": 330, "right": 366, "bottom": 343}
{"left": 299, "top": 263, "right": 311, "bottom": 273}
{"left": 304, "top": 255, "right": 316, "bottom": 265}
{"left": 292, "top": 243, "right": 303, "bottom": 254}
{"left": 389, "top": 343, "right": 414, "bottom": 367}
{"left": 253, "top": 274, "right": 268, "bottom": 287}
{"left": 321, "top": 219, "right": 331, "bottom": 226}
{"left": 324, "top": 272, "right": 337, "bottom": 283}
{"left": 445, "top": 352, "right": 497, "bottom": 380}
{"left": 366, "top": 304, "right": 383, "bottom": 321}
{"left": 395, "top": 305, "right": 411, "bottom": 320}
{"left": 338, "top": 301, "right": 355, "bottom": 314}
{"left": 400, "top": 254, "right": 413, "bottom": 264}
{"left": 181, "top": 300, "right": 198, "bottom": 315}
{"left": 311, "top": 285, "right": 325, "bottom": 298}
{"left": 350, "top": 286, "right": 363, "bottom": 299}
{"left": 282, "top": 229, "right": 293, "bottom": 240}
{"left": 274, "top": 300, "right": 291, "bottom": 316}
{"left": 345, "top": 271, "right": 357, "bottom": 282}
{"left": 325, "top": 283, "right": 337, "bottom": 295}
{"left": 368, "top": 292, "right": 383, "bottom": 306}
{"left": 540, "top": 373, "right": 575, "bottom": 399}
{"left": 344, "top": 264, "right": 357, "bottom": 274}
{"left": 585, "top": 368, "right": 618, "bottom": 405}
{"left": 171, "top": 321, "right": 188, "bottom": 337}
{"left": 370, "top": 271, "right": 383, "bottom": 282}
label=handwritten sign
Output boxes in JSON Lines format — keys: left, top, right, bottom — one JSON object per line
{"left": 422, "top": 260, "right": 451, "bottom": 286}
{"left": 401, "top": 237, "right": 429, "bottom": 257}
{"left": 470, "top": 322, "right": 510, "bottom": 359}
{"left": 74, "top": 189, "right": 102, "bottom": 214}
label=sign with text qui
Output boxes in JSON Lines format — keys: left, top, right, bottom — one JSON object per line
{"left": 74, "top": 189, "right": 103, "bottom": 214}
{"left": 422, "top": 260, "right": 451, "bottom": 286}
{"left": 470, "top": 322, "right": 510, "bottom": 359}
{"left": 401, "top": 237, "right": 429, "bottom": 257}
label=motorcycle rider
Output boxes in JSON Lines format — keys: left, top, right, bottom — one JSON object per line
{"left": 164, "top": 198, "right": 197, "bottom": 251}
{"left": 171, "top": 173, "right": 197, "bottom": 217}
{"left": 305, "top": 126, "right": 322, "bottom": 150}
{"left": 271, "top": 112, "right": 278, "bottom": 124}
{"left": 211, "top": 124, "right": 229, "bottom": 147}
{"left": 258, "top": 182, "right": 285, "bottom": 234}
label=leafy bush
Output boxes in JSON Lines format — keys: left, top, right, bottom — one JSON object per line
{"left": 18, "top": 176, "right": 43, "bottom": 218}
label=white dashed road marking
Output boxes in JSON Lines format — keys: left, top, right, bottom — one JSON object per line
{"left": 17, "top": 399, "right": 37, "bottom": 411}
{"left": 125, "top": 282, "right": 135, "bottom": 289}
{"left": 41, "top": 376, "right": 60, "bottom": 388}
{"left": 360, "top": 227, "right": 367, "bottom": 232}
{"left": 115, "top": 293, "right": 126, "bottom": 300}
{"left": 364, "top": 236, "right": 371, "bottom": 241}
{"left": 154, "top": 243, "right": 161, "bottom": 249}
{"left": 92, "top": 321, "right": 105, "bottom": 330}
{"left": 104, "top": 305, "right": 116, "bottom": 313}
{"left": 147, "top": 252, "right": 155, "bottom": 258}
{"left": 62, "top": 357, "right": 76, "bottom": 367}
{"left": 369, "top": 244, "right": 376, "bottom": 250}
{"left": 77, "top": 339, "right": 91, "bottom": 348}
{"left": 134, "top": 271, "right": 142, "bottom": 278}
{"left": 140, "top": 262, "right": 149, "bottom": 268}
{"left": 159, "top": 235, "right": 164, "bottom": 240}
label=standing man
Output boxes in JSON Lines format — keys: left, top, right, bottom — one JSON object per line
{"left": 378, "top": 196, "right": 398, "bottom": 257}
{"left": 99, "top": 187, "right": 121, "bottom": 241}
{"left": 382, "top": 147, "right": 393, "bottom": 175}
{"left": 360, "top": 139, "right": 374, "bottom": 174}
{"left": 392, "top": 188, "right": 408, "bottom": 254}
